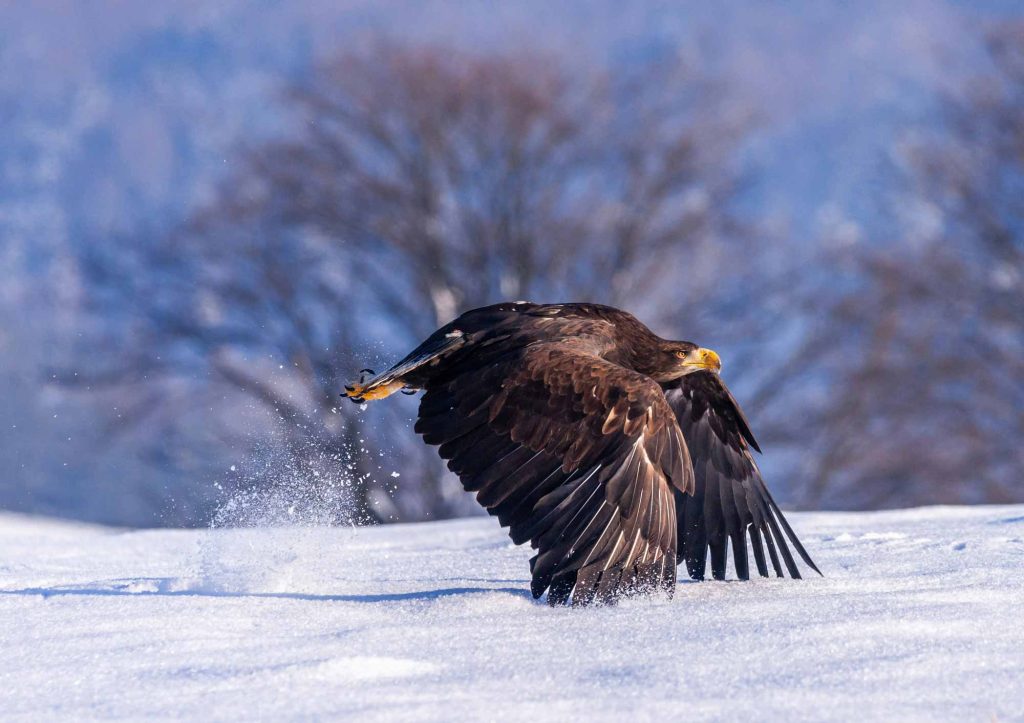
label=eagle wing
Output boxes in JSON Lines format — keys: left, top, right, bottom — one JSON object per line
{"left": 415, "top": 342, "right": 693, "bottom": 605}
{"left": 662, "top": 371, "right": 820, "bottom": 580}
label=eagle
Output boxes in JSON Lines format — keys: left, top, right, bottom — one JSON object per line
{"left": 343, "top": 302, "right": 818, "bottom": 605}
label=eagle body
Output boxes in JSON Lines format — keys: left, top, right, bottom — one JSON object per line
{"left": 344, "top": 302, "right": 818, "bottom": 605}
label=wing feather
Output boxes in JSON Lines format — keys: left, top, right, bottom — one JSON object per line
{"left": 415, "top": 342, "right": 692, "bottom": 605}
{"left": 663, "top": 371, "right": 820, "bottom": 581}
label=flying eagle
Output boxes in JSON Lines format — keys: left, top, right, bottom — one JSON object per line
{"left": 343, "top": 302, "right": 818, "bottom": 605}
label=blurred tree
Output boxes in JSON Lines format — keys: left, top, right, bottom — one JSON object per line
{"left": 73, "top": 41, "right": 759, "bottom": 525}
{"left": 783, "top": 23, "right": 1024, "bottom": 507}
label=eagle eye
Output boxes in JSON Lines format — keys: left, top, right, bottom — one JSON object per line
{"left": 674, "top": 350, "right": 688, "bottom": 359}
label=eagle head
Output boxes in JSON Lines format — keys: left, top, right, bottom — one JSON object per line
{"left": 647, "top": 341, "right": 722, "bottom": 382}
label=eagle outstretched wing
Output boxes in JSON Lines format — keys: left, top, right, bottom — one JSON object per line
{"left": 415, "top": 342, "right": 693, "bottom": 605}
{"left": 662, "top": 371, "right": 820, "bottom": 580}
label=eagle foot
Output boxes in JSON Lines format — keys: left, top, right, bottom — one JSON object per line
{"left": 341, "top": 369, "right": 405, "bottom": 404}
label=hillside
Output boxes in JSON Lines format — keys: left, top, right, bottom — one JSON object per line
{"left": 2, "top": 505, "right": 1022, "bottom": 720}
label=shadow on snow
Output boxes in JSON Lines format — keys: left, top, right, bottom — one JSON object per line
{"left": 0, "top": 580, "right": 535, "bottom": 604}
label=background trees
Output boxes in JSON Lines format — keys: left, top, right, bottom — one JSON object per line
{"left": 785, "top": 23, "right": 1024, "bottom": 507}
{"left": 74, "top": 42, "right": 760, "bottom": 524}
{"left": 10, "top": 11, "right": 1023, "bottom": 527}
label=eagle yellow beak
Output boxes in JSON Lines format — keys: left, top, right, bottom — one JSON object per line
{"left": 685, "top": 347, "right": 722, "bottom": 373}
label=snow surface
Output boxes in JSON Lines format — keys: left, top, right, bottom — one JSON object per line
{"left": 2, "top": 506, "right": 1023, "bottom": 722}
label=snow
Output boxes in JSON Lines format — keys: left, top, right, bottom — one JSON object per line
{"left": 2, "top": 506, "right": 1022, "bottom": 721}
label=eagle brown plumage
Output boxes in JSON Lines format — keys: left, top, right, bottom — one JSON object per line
{"left": 343, "top": 302, "right": 819, "bottom": 605}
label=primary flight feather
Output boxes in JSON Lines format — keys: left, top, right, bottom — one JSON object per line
{"left": 343, "top": 302, "right": 818, "bottom": 605}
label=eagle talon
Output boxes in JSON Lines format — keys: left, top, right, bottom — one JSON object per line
{"left": 341, "top": 378, "right": 405, "bottom": 402}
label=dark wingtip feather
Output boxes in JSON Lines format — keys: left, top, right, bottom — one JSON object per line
{"left": 761, "top": 524, "right": 784, "bottom": 577}
{"left": 730, "top": 531, "right": 749, "bottom": 581}
{"left": 709, "top": 540, "right": 728, "bottom": 580}
{"left": 764, "top": 492, "right": 823, "bottom": 577}
{"left": 748, "top": 525, "right": 770, "bottom": 578}
{"left": 763, "top": 507, "right": 801, "bottom": 579}
{"left": 711, "top": 377, "right": 761, "bottom": 454}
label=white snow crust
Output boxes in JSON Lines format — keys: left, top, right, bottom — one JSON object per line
{"left": 2, "top": 506, "right": 1022, "bottom": 721}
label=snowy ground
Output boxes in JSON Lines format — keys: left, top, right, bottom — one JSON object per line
{"left": 1, "top": 506, "right": 1022, "bottom": 722}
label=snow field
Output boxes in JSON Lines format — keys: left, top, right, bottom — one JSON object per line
{"left": 1, "top": 506, "right": 1022, "bottom": 721}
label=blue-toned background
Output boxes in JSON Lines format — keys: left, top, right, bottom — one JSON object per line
{"left": 3, "top": 1, "right": 1021, "bottom": 526}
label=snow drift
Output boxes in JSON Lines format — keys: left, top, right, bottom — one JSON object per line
{"left": 1, "top": 505, "right": 1022, "bottom": 721}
